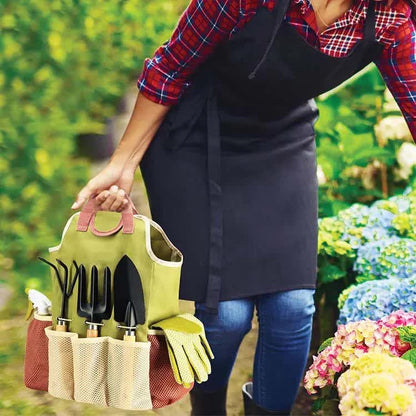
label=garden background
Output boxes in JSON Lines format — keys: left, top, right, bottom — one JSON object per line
{"left": 1, "top": 0, "right": 415, "bottom": 415}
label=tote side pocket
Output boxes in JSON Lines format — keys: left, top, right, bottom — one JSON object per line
{"left": 45, "top": 326, "right": 78, "bottom": 400}
{"left": 72, "top": 336, "right": 109, "bottom": 407}
{"left": 148, "top": 331, "right": 193, "bottom": 409}
{"left": 24, "top": 316, "right": 52, "bottom": 391}
{"left": 107, "top": 338, "right": 152, "bottom": 410}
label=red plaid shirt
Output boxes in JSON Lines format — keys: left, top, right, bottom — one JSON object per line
{"left": 137, "top": 0, "right": 416, "bottom": 139}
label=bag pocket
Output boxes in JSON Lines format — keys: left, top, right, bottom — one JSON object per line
{"left": 71, "top": 336, "right": 109, "bottom": 406}
{"left": 45, "top": 326, "right": 78, "bottom": 400}
{"left": 24, "top": 314, "right": 52, "bottom": 391}
{"left": 107, "top": 338, "right": 152, "bottom": 410}
{"left": 148, "top": 330, "right": 193, "bottom": 408}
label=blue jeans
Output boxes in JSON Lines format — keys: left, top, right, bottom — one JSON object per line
{"left": 194, "top": 288, "right": 316, "bottom": 412}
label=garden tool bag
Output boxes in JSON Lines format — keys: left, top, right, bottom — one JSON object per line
{"left": 23, "top": 194, "right": 215, "bottom": 411}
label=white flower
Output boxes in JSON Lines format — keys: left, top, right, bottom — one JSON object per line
{"left": 317, "top": 164, "right": 327, "bottom": 185}
{"left": 396, "top": 142, "right": 416, "bottom": 179}
{"left": 374, "top": 116, "right": 412, "bottom": 145}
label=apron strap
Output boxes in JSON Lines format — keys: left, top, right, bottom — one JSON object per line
{"left": 363, "top": 0, "right": 376, "bottom": 42}
{"left": 204, "top": 82, "right": 223, "bottom": 314}
{"left": 248, "top": 0, "right": 291, "bottom": 79}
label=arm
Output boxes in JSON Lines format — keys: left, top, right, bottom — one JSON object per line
{"left": 373, "top": 12, "right": 416, "bottom": 142}
{"left": 71, "top": 92, "right": 170, "bottom": 211}
{"left": 71, "top": 0, "right": 241, "bottom": 211}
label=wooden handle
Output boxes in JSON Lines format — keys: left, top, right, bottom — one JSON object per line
{"left": 87, "top": 328, "right": 99, "bottom": 338}
{"left": 55, "top": 323, "right": 67, "bottom": 332}
{"left": 123, "top": 334, "right": 136, "bottom": 342}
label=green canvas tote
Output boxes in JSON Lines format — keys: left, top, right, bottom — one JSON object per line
{"left": 45, "top": 194, "right": 183, "bottom": 342}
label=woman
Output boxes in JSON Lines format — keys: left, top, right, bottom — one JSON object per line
{"left": 72, "top": 0, "right": 416, "bottom": 414}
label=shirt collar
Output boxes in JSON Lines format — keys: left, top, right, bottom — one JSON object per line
{"left": 292, "top": 0, "right": 382, "bottom": 30}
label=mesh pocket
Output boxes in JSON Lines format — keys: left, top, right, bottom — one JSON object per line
{"left": 45, "top": 326, "right": 78, "bottom": 400}
{"left": 24, "top": 316, "right": 52, "bottom": 391}
{"left": 107, "top": 338, "right": 152, "bottom": 410}
{"left": 148, "top": 332, "right": 193, "bottom": 408}
{"left": 71, "top": 336, "right": 109, "bottom": 406}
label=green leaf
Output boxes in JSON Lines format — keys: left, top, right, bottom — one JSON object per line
{"left": 319, "top": 263, "right": 347, "bottom": 284}
{"left": 365, "top": 408, "right": 386, "bottom": 415}
{"left": 311, "top": 397, "right": 326, "bottom": 412}
{"left": 318, "top": 337, "right": 334, "bottom": 353}
{"left": 396, "top": 326, "right": 416, "bottom": 348}
{"left": 401, "top": 348, "right": 416, "bottom": 368}
{"left": 351, "top": 147, "right": 392, "bottom": 166}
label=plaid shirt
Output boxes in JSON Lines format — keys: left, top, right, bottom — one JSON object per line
{"left": 137, "top": 0, "right": 416, "bottom": 139}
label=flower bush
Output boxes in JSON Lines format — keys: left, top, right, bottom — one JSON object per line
{"left": 337, "top": 351, "right": 416, "bottom": 415}
{"left": 304, "top": 310, "right": 415, "bottom": 395}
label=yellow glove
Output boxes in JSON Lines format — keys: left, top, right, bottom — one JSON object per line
{"left": 151, "top": 313, "right": 214, "bottom": 386}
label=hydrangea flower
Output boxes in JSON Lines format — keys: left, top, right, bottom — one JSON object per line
{"left": 337, "top": 203, "right": 370, "bottom": 228}
{"left": 353, "top": 237, "right": 416, "bottom": 280}
{"left": 353, "top": 236, "right": 401, "bottom": 278}
{"left": 338, "top": 277, "right": 416, "bottom": 324}
{"left": 337, "top": 352, "right": 416, "bottom": 416}
{"left": 338, "top": 279, "right": 401, "bottom": 324}
{"left": 304, "top": 310, "right": 414, "bottom": 395}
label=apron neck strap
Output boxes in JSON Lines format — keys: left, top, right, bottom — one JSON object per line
{"left": 363, "top": 0, "right": 376, "bottom": 42}
{"left": 248, "top": 0, "right": 291, "bottom": 79}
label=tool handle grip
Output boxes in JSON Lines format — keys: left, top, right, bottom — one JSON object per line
{"left": 123, "top": 334, "right": 136, "bottom": 342}
{"left": 76, "top": 193, "right": 139, "bottom": 236}
{"left": 87, "top": 328, "right": 99, "bottom": 338}
{"left": 55, "top": 323, "right": 67, "bottom": 332}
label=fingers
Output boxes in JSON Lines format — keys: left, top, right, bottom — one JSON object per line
{"left": 71, "top": 180, "right": 96, "bottom": 210}
{"left": 99, "top": 186, "right": 128, "bottom": 212}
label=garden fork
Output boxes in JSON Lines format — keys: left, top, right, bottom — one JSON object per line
{"left": 76, "top": 264, "right": 112, "bottom": 337}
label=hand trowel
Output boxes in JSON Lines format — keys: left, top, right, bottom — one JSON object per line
{"left": 113, "top": 255, "right": 146, "bottom": 342}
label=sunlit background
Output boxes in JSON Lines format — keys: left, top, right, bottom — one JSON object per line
{"left": 1, "top": 1, "right": 415, "bottom": 415}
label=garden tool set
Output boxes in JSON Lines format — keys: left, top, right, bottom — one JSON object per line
{"left": 23, "top": 193, "right": 215, "bottom": 411}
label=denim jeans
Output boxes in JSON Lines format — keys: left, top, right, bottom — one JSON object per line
{"left": 193, "top": 288, "right": 316, "bottom": 412}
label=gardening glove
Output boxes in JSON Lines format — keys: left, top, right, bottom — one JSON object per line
{"left": 151, "top": 313, "right": 214, "bottom": 386}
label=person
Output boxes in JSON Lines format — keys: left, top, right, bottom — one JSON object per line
{"left": 71, "top": 0, "right": 416, "bottom": 414}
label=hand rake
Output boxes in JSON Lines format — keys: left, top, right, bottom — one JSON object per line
{"left": 38, "top": 257, "right": 79, "bottom": 331}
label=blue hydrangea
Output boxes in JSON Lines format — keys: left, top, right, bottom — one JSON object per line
{"left": 338, "top": 277, "right": 416, "bottom": 324}
{"left": 366, "top": 204, "right": 396, "bottom": 230}
{"left": 388, "top": 195, "right": 411, "bottom": 213}
{"left": 377, "top": 238, "right": 416, "bottom": 279}
{"left": 353, "top": 236, "right": 401, "bottom": 278}
{"left": 337, "top": 203, "right": 370, "bottom": 228}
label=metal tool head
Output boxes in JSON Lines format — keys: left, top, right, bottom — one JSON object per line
{"left": 113, "top": 255, "right": 145, "bottom": 326}
{"left": 38, "top": 257, "right": 79, "bottom": 320}
{"left": 77, "top": 264, "right": 112, "bottom": 324}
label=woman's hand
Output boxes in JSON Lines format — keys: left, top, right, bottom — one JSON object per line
{"left": 71, "top": 163, "right": 135, "bottom": 212}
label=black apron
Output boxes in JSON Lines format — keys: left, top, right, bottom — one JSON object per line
{"left": 139, "top": 0, "right": 384, "bottom": 314}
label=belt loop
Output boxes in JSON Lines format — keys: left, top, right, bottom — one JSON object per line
{"left": 204, "top": 80, "right": 223, "bottom": 315}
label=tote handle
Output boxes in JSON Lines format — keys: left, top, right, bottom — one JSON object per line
{"left": 76, "top": 193, "right": 139, "bottom": 236}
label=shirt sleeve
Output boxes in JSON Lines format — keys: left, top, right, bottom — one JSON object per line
{"left": 374, "top": 9, "right": 416, "bottom": 142}
{"left": 137, "top": 0, "right": 242, "bottom": 106}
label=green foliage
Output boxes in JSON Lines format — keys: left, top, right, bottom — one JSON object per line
{"left": 317, "top": 337, "right": 334, "bottom": 353}
{"left": 316, "top": 65, "right": 414, "bottom": 218}
{"left": 397, "top": 326, "right": 416, "bottom": 348}
{"left": 0, "top": 0, "right": 187, "bottom": 290}
{"left": 401, "top": 348, "right": 416, "bottom": 369}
